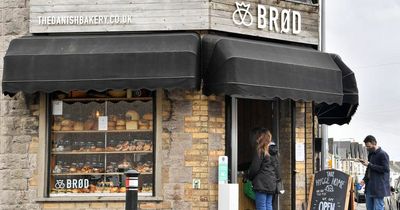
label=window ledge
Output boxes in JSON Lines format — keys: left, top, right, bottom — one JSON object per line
{"left": 36, "top": 196, "right": 163, "bottom": 203}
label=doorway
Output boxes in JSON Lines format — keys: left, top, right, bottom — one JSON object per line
{"left": 230, "top": 97, "right": 277, "bottom": 210}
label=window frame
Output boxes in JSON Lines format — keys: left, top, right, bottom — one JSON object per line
{"left": 37, "top": 90, "right": 163, "bottom": 202}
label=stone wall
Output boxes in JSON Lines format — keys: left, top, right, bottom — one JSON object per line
{"left": 0, "top": 0, "right": 36, "bottom": 209}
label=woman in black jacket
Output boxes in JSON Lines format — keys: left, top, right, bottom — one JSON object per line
{"left": 248, "top": 128, "right": 280, "bottom": 210}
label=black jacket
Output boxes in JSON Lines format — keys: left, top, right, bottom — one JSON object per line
{"left": 363, "top": 147, "right": 390, "bottom": 197}
{"left": 248, "top": 144, "right": 281, "bottom": 194}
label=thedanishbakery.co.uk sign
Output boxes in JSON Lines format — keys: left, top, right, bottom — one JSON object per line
{"left": 232, "top": 2, "right": 302, "bottom": 35}
{"left": 38, "top": 15, "right": 133, "bottom": 25}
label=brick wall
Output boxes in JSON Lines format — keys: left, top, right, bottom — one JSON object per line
{"left": 278, "top": 100, "right": 292, "bottom": 210}
{"left": 294, "top": 102, "right": 314, "bottom": 209}
{"left": 161, "top": 90, "right": 225, "bottom": 210}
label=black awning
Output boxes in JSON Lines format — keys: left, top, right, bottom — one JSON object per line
{"left": 315, "top": 54, "right": 359, "bottom": 125}
{"left": 202, "top": 35, "right": 344, "bottom": 104}
{"left": 2, "top": 33, "right": 200, "bottom": 96}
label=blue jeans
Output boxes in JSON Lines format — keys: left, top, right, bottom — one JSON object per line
{"left": 255, "top": 192, "right": 273, "bottom": 210}
{"left": 365, "top": 191, "right": 384, "bottom": 210}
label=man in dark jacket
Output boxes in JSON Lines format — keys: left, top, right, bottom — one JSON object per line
{"left": 360, "top": 135, "right": 390, "bottom": 210}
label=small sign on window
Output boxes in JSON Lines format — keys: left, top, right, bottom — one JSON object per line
{"left": 52, "top": 100, "right": 63, "bottom": 115}
{"left": 98, "top": 116, "right": 108, "bottom": 130}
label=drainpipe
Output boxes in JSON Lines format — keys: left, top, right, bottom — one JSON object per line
{"left": 320, "top": 0, "right": 328, "bottom": 170}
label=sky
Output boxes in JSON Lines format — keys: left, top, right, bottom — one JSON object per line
{"left": 325, "top": 0, "right": 400, "bottom": 161}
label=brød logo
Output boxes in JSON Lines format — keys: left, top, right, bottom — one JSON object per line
{"left": 231, "top": 1, "right": 302, "bottom": 35}
{"left": 232, "top": 2, "right": 253, "bottom": 26}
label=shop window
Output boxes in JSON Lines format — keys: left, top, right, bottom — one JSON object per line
{"left": 48, "top": 89, "right": 155, "bottom": 197}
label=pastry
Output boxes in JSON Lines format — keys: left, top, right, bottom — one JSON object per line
{"left": 129, "top": 145, "right": 136, "bottom": 151}
{"left": 106, "top": 146, "right": 115, "bottom": 152}
{"left": 61, "top": 126, "right": 73, "bottom": 131}
{"left": 108, "top": 121, "right": 116, "bottom": 127}
{"left": 126, "top": 120, "right": 138, "bottom": 130}
{"left": 143, "top": 144, "right": 151, "bottom": 151}
{"left": 139, "top": 125, "right": 149, "bottom": 130}
{"left": 138, "top": 120, "right": 149, "bottom": 126}
{"left": 69, "top": 167, "right": 77, "bottom": 173}
{"left": 61, "top": 119, "right": 74, "bottom": 127}
{"left": 136, "top": 145, "right": 143, "bottom": 151}
{"left": 95, "top": 148, "right": 103, "bottom": 152}
{"left": 52, "top": 123, "right": 61, "bottom": 131}
{"left": 143, "top": 113, "right": 153, "bottom": 121}
{"left": 109, "top": 115, "right": 118, "bottom": 122}
{"left": 108, "top": 89, "right": 126, "bottom": 98}
{"left": 119, "top": 187, "right": 126, "bottom": 193}
{"left": 116, "top": 119, "right": 126, "bottom": 126}
{"left": 73, "top": 122, "right": 84, "bottom": 131}
{"left": 84, "top": 119, "right": 95, "bottom": 130}
{"left": 115, "top": 145, "right": 123, "bottom": 151}
{"left": 116, "top": 125, "right": 125, "bottom": 130}
{"left": 69, "top": 90, "right": 87, "bottom": 98}
{"left": 125, "top": 110, "right": 140, "bottom": 121}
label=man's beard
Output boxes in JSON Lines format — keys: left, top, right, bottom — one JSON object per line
{"left": 367, "top": 148, "right": 375, "bottom": 153}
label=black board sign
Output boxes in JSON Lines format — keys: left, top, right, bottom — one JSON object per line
{"left": 307, "top": 169, "right": 353, "bottom": 210}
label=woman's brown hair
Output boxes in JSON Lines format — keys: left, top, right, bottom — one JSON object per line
{"left": 255, "top": 128, "right": 272, "bottom": 158}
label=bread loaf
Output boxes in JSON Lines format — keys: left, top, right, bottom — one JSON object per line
{"left": 143, "top": 113, "right": 153, "bottom": 121}
{"left": 126, "top": 120, "right": 138, "bottom": 130}
{"left": 126, "top": 110, "right": 140, "bottom": 121}
{"left": 73, "top": 122, "right": 84, "bottom": 131}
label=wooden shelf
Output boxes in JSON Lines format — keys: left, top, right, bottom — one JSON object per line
{"left": 52, "top": 172, "right": 153, "bottom": 176}
{"left": 52, "top": 129, "right": 152, "bottom": 134}
{"left": 60, "top": 97, "right": 152, "bottom": 102}
{"left": 52, "top": 150, "right": 152, "bottom": 155}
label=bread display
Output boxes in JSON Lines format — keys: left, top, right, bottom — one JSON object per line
{"left": 50, "top": 95, "right": 154, "bottom": 195}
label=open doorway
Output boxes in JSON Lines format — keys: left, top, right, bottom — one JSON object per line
{"left": 233, "top": 98, "right": 277, "bottom": 210}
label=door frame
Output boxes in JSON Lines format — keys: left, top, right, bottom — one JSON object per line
{"left": 229, "top": 96, "right": 280, "bottom": 183}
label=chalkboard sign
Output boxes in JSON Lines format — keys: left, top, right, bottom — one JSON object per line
{"left": 307, "top": 169, "right": 354, "bottom": 210}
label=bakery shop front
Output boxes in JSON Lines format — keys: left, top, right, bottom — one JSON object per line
{"left": 1, "top": 1, "right": 358, "bottom": 210}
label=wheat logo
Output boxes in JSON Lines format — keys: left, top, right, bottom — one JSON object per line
{"left": 232, "top": 2, "right": 253, "bottom": 26}
{"left": 54, "top": 180, "right": 65, "bottom": 189}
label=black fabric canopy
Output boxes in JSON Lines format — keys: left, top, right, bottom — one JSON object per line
{"left": 2, "top": 33, "right": 200, "bottom": 95}
{"left": 202, "top": 35, "right": 344, "bottom": 104}
{"left": 315, "top": 54, "right": 359, "bottom": 125}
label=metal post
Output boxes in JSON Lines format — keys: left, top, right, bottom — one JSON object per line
{"left": 125, "top": 169, "right": 140, "bottom": 210}
{"left": 319, "top": 0, "right": 328, "bottom": 170}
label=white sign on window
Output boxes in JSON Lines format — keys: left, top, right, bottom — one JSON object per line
{"left": 98, "top": 116, "right": 108, "bottom": 131}
{"left": 52, "top": 100, "right": 63, "bottom": 115}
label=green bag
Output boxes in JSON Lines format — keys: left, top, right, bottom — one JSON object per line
{"left": 244, "top": 179, "right": 256, "bottom": 200}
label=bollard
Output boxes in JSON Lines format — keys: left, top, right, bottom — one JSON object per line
{"left": 125, "top": 169, "right": 140, "bottom": 210}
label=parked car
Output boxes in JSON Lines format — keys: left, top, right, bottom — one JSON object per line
{"left": 354, "top": 175, "right": 365, "bottom": 203}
